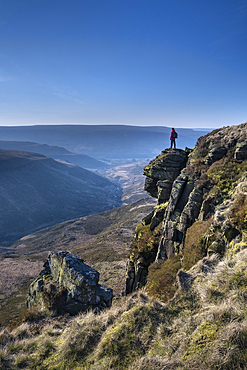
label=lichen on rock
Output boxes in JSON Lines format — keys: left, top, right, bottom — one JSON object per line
{"left": 27, "top": 251, "right": 113, "bottom": 314}
{"left": 144, "top": 149, "right": 188, "bottom": 200}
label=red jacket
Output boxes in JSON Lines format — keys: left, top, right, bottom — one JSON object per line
{"left": 170, "top": 129, "right": 176, "bottom": 140}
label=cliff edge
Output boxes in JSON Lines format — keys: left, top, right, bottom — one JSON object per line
{"left": 126, "top": 123, "right": 247, "bottom": 296}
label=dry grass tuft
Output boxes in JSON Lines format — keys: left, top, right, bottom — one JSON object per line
{"left": 1, "top": 249, "right": 247, "bottom": 368}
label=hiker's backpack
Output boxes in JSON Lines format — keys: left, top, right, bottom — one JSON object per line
{"left": 173, "top": 131, "right": 178, "bottom": 138}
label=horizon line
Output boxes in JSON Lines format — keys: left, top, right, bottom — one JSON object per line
{"left": 0, "top": 123, "right": 216, "bottom": 130}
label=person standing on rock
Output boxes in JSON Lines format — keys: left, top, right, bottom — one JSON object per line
{"left": 170, "top": 128, "right": 177, "bottom": 149}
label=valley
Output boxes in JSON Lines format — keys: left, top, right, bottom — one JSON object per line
{"left": 0, "top": 125, "right": 204, "bottom": 327}
{"left": 0, "top": 149, "right": 121, "bottom": 246}
{"left": 2, "top": 122, "right": 247, "bottom": 369}
{"left": 95, "top": 160, "right": 149, "bottom": 204}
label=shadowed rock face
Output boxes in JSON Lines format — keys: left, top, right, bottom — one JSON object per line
{"left": 144, "top": 149, "right": 188, "bottom": 201}
{"left": 126, "top": 149, "right": 189, "bottom": 294}
{"left": 27, "top": 251, "right": 113, "bottom": 314}
{"left": 235, "top": 142, "right": 247, "bottom": 160}
{"left": 126, "top": 123, "right": 247, "bottom": 294}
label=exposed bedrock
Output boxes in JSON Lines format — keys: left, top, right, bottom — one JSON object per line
{"left": 235, "top": 141, "right": 247, "bottom": 161}
{"left": 126, "top": 154, "right": 203, "bottom": 293}
{"left": 156, "top": 186, "right": 203, "bottom": 261}
{"left": 27, "top": 251, "right": 113, "bottom": 315}
{"left": 126, "top": 123, "right": 247, "bottom": 295}
{"left": 204, "top": 146, "right": 227, "bottom": 166}
{"left": 143, "top": 149, "right": 188, "bottom": 200}
{"left": 126, "top": 149, "right": 191, "bottom": 293}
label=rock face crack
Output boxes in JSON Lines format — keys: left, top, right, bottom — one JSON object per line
{"left": 126, "top": 149, "right": 192, "bottom": 293}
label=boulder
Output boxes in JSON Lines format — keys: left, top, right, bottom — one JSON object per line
{"left": 27, "top": 251, "right": 113, "bottom": 315}
{"left": 234, "top": 141, "right": 247, "bottom": 161}
{"left": 205, "top": 147, "right": 227, "bottom": 165}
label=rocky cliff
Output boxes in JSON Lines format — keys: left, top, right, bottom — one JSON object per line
{"left": 126, "top": 122, "right": 247, "bottom": 295}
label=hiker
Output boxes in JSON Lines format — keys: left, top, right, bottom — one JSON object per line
{"left": 170, "top": 128, "right": 177, "bottom": 148}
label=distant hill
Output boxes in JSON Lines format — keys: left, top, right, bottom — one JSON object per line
{"left": 0, "top": 125, "right": 207, "bottom": 160}
{"left": 0, "top": 141, "right": 108, "bottom": 169}
{"left": 0, "top": 149, "right": 121, "bottom": 245}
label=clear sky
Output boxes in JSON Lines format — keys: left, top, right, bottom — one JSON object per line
{"left": 0, "top": 0, "right": 247, "bottom": 128}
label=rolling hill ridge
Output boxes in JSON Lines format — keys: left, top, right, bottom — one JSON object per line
{"left": 0, "top": 141, "right": 108, "bottom": 169}
{"left": 0, "top": 124, "right": 207, "bottom": 160}
{"left": 0, "top": 149, "right": 121, "bottom": 245}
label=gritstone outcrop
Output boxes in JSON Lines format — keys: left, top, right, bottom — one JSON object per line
{"left": 126, "top": 123, "right": 247, "bottom": 295}
{"left": 27, "top": 251, "right": 113, "bottom": 314}
{"left": 126, "top": 148, "right": 190, "bottom": 293}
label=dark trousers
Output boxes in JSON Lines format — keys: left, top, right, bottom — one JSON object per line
{"left": 170, "top": 139, "right": 176, "bottom": 149}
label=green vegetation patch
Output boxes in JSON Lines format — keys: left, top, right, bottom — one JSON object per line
{"left": 182, "top": 320, "right": 220, "bottom": 362}
{"left": 228, "top": 269, "right": 247, "bottom": 290}
{"left": 230, "top": 194, "right": 247, "bottom": 231}
{"left": 131, "top": 224, "right": 161, "bottom": 263}
{"left": 207, "top": 159, "right": 247, "bottom": 202}
{"left": 97, "top": 299, "right": 168, "bottom": 369}
{"left": 183, "top": 219, "right": 212, "bottom": 271}
{"left": 146, "top": 255, "right": 182, "bottom": 301}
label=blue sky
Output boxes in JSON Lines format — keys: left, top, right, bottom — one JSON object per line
{"left": 0, "top": 0, "right": 247, "bottom": 128}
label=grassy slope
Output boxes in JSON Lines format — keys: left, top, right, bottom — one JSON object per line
{"left": 0, "top": 198, "right": 156, "bottom": 327}
{"left": 2, "top": 249, "right": 247, "bottom": 369}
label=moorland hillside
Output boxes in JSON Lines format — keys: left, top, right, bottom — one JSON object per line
{"left": 0, "top": 141, "right": 108, "bottom": 169}
{"left": 0, "top": 149, "right": 121, "bottom": 246}
{"left": 2, "top": 123, "right": 247, "bottom": 369}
